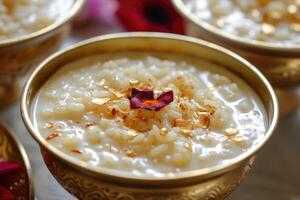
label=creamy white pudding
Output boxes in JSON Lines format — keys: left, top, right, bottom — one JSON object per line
{"left": 185, "top": 0, "right": 300, "bottom": 45}
{"left": 32, "top": 53, "right": 266, "bottom": 177}
{"left": 0, "top": 0, "right": 74, "bottom": 40}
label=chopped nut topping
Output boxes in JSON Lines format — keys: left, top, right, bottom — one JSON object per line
{"left": 85, "top": 121, "right": 96, "bottom": 128}
{"left": 205, "top": 105, "right": 216, "bottom": 115}
{"left": 128, "top": 130, "right": 138, "bottom": 137}
{"left": 179, "top": 102, "right": 187, "bottom": 111}
{"left": 125, "top": 149, "right": 136, "bottom": 157}
{"left": 111, "top": 108, "right": 117, "bottom": 115}
{"left": 225, "top": 129, "right": 246, "bottom": 147}
{"left": 46, "top": 132, "right": 61, "bottom": 141}
{"left": 175, "top": 119, "right": 193, "bottom": 129}
{"left": 231, "top": 136, "right": 247, "bottom": 147}
{"left": 179, "top": 129, "right": 193, "bottom": 138}
{"left": 108, "top": 88, "right": 126, "bottom": 98}
{"left": 160, "top": 128, "right": 168, "bottom": 136}
{"left": 92, "top": 97, "right": 110, "bottom": 105}
{"left": 44, "top": 122, "right": 54, "bottom": 129}
{"left": 225, "top": 128, "right": 239, "bottom": 136}
{"left": 193, "top": 111, "right": 211, "bottom": 129}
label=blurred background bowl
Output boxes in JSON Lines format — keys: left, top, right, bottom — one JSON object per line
{"left": 0, "top": 0, "right": 84, "bottom": 107}
{"left": 21, "top": 33, "right": 278, "bottom": 200}
{"left": 172, "top": 0, "right": 300, "bottom": 116}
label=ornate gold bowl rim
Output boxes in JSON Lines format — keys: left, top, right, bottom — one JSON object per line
{"left": 172, "top": 0, "right": 300, "bottom": 55}
{"left": 0, "top": 0, "right": 84, "bottom": 48}
{"left": 21, "top": 32, "right": 279, "bottom": 185}
{"left": 0, "top": 123, "right": 34, "bottom": 200}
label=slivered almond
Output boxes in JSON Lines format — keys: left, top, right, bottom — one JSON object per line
{"left": 92, "top": 97, "right": 110, "bottom": 105}
{"left": 225, "top": 128, "right": 239, "bottom": 136}
{"left": 44, "top": 122, "right": 54, "bottom": 129}
{"left": 179, "top": 129, "right": 193, "bottom": 138}
{"left": 125, "top": 149, "right": 136, "bottom": 157}
{"left": 108, "top": 88, "right": 126, "bottom": 98}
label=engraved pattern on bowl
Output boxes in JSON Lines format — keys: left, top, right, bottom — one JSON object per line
{"left": 42, "top": 148, "right": 255, "bottom": 200}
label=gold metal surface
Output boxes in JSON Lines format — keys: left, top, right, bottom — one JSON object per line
{"left": 21, "top": 33, "right": 279, "bottom": 200}
{"left": 172, "top": 0, "right": 300, "bottom": 88}
{"left": 0, "top": 123, "right": 34, "bottom": 200}
{"left": 0, "top": 0, "right": 84, "bottom": 107}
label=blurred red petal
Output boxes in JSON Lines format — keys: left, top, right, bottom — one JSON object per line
{"left": 0, "top": 162, "right": 22, "bottom": 175}
{"left": 115, "top": 0, "right": 185, "bottom": 34}
{"left": 0, "top": 186, "right": 14, "bottom": 200}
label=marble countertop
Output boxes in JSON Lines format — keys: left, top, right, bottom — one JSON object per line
{"left": 0, "top": 24, "right": 299, "bottom": 200}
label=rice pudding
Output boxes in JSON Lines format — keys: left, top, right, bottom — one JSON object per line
{"left": 0, "top": 0, "right": 74, "bottom": 40}
{"left": 185, "top": 0, "right": 300, "bottom": 45}
{"left": 32, "top": 53, "right": 266, "bottom": 177}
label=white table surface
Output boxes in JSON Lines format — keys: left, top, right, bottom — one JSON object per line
{"left": 0, "top": 22, "right": 299, "bottom": 200}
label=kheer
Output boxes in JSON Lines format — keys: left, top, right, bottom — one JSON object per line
{"left": 32, "top": 53, "right": 266, "bottom": 177}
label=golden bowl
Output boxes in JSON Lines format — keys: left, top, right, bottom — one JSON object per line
{"left": 172, "top": 0, "right": 300, "bottom": 88}
{"left": 0, "top": 0, "right": 84, "bottom": 107}
{"left": 0, "top": 123, "right": 34, "bottom": 200}
{"left": 21, "top": 33, "right": 279, "bottom": 200}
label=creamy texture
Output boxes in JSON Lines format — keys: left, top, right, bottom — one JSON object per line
{"left": 32, "top": 53, "right": 266, "bottom": 177}
{"left": 0, "top": 0, "right": 73, "bottom": 40}
{"left": 185, "top": 0, "right": 300, "bottom": 45}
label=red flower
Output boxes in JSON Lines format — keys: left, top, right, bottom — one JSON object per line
{"left": 115, "top": 0, "right": 185, "bottom": 34}
{"left": 0, "top": 161, "right": 23, "bottom": 200}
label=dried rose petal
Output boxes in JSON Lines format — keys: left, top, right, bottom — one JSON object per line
{"left": 129, "top": 88, "right": 173, "bottom": 111}
{"left": 130, "top": 88, "right": 154, "bottom": 99}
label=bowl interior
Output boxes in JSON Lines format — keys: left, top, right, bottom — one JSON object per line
{"left": 0, "top": 0, "right": 84, "bottom": 48}
{"left": 172, "top": 0, "right": 300, "bottom": 55}
{"left": 21, "top": 33, "right": 278, "bottom": 186}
